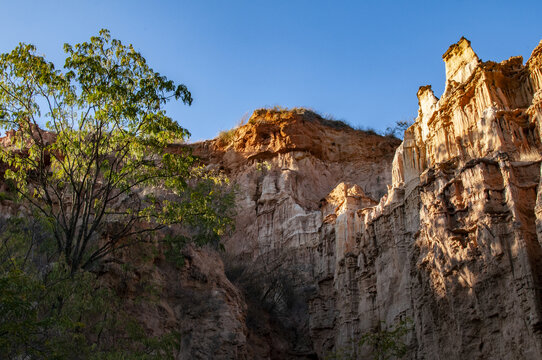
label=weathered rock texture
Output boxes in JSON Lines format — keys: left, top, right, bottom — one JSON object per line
{"left": 191, "top": 110, "right": 400, "bottom": 358}
{"left": 191, "top": 37, "right": 542, "bottom": 359}
{"left": 103, "top": 244, "right": 250, "bottom": 360}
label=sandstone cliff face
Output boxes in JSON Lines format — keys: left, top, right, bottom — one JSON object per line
{"left": 190, "top": 110, "right": 399, "bottom": 358}
{"left": 311, "top": 39, "right": 542, "bottom": 359}
{"left": 191, "top": 38, "right": 542, "bottom": 359}
{"left": 193, "top": 109, "right": 398, "bottom": 261}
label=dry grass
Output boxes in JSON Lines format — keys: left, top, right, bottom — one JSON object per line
{"left": 251, "top": 106, "right": 353, "bottom": 129}
{"left": 245, "top": 106, "right": 395, "bottom": 138}
{"left": 517, "top": 148, "right": 542, "bottom": 162}
{"left": 217, "top": 128, "right": 236, "bottom": 146}
{"left": 216, "top": 113, "right": 249, "bottom": 147}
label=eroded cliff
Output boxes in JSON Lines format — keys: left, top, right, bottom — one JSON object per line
{"left": 189, "top": 37, "right": 542, "bottom": 359}
{"left": 189, "top": 109, "right": 399, "bottom": 358}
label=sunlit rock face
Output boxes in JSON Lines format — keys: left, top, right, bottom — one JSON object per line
{"left": 313, "top": 38, "right": 542, "bottom": 359}
{"left": 183, "top": 37, "right": 542, "bottom": 359}
{"left": 393, "top": 40, "right": 542, "bottom": 341}
{"left": 442, "top": 37, "right": 480, "bottom": 96}
{"left": 192, "top": 109, "right": 399, "bottom": 264}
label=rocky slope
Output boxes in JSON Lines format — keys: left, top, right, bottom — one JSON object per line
{"left": 188, "top": 37, "right": 542, "bottom": 359}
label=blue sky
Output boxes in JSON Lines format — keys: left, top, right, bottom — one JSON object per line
{"left": 1, "top": 1, "right": 541, "bottom": 141}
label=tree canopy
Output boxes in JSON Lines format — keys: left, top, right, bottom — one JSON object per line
{"left": 0, "top": 29, "right": 235, "bottom": 358}
{"left": 0, "top": 29, "right": 234, "bottom": 273}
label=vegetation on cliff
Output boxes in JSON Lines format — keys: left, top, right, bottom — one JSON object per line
{"left": 0, "top": 30, "right": 235, "bottom": 358}
{"left": 215, "top": 106, "right": 410, "bottom": 149}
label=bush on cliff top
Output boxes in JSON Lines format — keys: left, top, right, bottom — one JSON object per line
{"left": 325, "top": 318, "right": 412, "bottom": 360}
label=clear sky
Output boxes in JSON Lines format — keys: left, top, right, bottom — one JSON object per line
{"left": 1, "top": 1, "right": 541, "bottom": 141}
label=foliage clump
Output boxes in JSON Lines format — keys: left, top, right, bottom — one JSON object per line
{"left": 0, "top": 217, "right": 180, "bottom": 359}
{"left": 0, "top": 29, "right": 234, "bottom": 274}
{"left": 0, "top": 29, "right": 236, "bottom": 358}
{"left": 217, "top": 128, "right": 237, "bottom": 146}
{"left": 383, "top": 120, "right": 414, "bottom": 138}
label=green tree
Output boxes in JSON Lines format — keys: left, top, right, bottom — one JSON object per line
{"left": 0, "top": 217, "right": 179, "bottom": 359}
{"left": 0, "top": 30, "right": 235, "bottom": 358}
{"left": 0, "top": 29, "right": 233, "bottom": 273}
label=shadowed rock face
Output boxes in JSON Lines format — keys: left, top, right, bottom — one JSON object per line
{"left": 188, "top": 37, "right": 542, "bottom": 359}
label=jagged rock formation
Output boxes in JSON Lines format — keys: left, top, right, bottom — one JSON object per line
{"left": 191, "top": 37, "right": 542, "bottom": 359}
{"left": 376, "top": 38, "right": 542, "bottom": 359}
